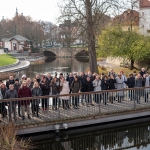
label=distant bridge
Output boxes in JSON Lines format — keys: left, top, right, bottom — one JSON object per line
{"left": 42, "top": 47, "right": 89, "bottom": 57}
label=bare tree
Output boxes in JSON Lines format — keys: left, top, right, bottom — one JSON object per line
{"left": 58, "top": 0, "right": 124, "bottom": 73}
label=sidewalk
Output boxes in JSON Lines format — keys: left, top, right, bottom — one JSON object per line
{"left": 0, "top": 60, "right": 30, "bottom": 73}
{"left": 0, "top": 49, "right": 5, "bottom": 54}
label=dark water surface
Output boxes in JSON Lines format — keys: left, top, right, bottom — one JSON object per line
{"left": 29, "top": 122, "right": 150, "bottom": 150}
{"left": 17, "top": 58, "right": 89, "bottom": 79}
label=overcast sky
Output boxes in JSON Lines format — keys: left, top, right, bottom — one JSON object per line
{"left": 0, "top": 0, "right": 60, "bottom": 23}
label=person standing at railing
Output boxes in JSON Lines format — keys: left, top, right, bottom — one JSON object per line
{"left": 126, "top": 73, "right": 135, "bottom": 101}
{"left": 19, "top": 75, "right": 27, "bottom": 85}
{"left": 93, "top": 75, "right": 101, "bottom": 104}
{"left": 66, "top": 73, "right": 74, "bottom": 93}
{"left": 35, "top": 74, "right": 41, "bottom": 84}
{"left": 120, "top": 71, "right": 127, "bottom": 89}
{"left": 140, "top": 68, "right": 146, "bottom": 77}
{"left": 18, "top": 80, "right": 32, "bottom": 120}
{"left": 5, "top": 84, "right": 18, "bottom": 122}
{"left": 46, "top": 73, "right": 53, "bottom": 85}
{"left": 71, "top": 76, "right": 81, "bottom": 109}
{"left": 134, "top": 73, "right": 146, "bottom": 104}
{"left": 101, "top": 76, "right": 109, "bottom": 105}
{"left": 14, "top": 78, "right": 21, "bottom": 117}
{"left": 60, "top": 77, "right": 70, "bottom": 110}
{"left": 40, "top": 76, "right": 50, "bottom": 110}
{"left": 31, "top": 82, "right": 42, "bottom": 117}
{"left": 108, "top": 69, "right": 117, "bottom": 78}
{"left": 79, "top": 72, "right": 87, "bottom": 105}
{"left": 87, "top": 71, "right": 94, "bottom": 82}
{"left": 115, "top": 73, "right": 124, "bottom": 103}
{"left": 85, "top": 76, "right": 94, "bottom": 107}
{"left": 50, "top": 77, "right": 59, "bottom": 110}
{"left": 27, "top": 78, "right": 34, "bottom": 89}
{"left": 108, "top": 75, "right": 116, "bottom": 104}
{"left": 0, "top": 83, "right": 7, "bottom": 118}
{"left": 0, "top": 84, "right": 7, "bottom": 119}
{"left": 6, "top": 75, "right": 15, "bottom": 89}
{"left": 144, "top": 72, "right": 150, "bottom": 103}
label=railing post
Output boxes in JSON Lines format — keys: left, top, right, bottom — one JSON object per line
{"left": 99, "top": 93, "right": 101, "bottom": 113}
{"left": 58, "top": 96, "right": 60, "bottom": 119}
{"left": 134, "top": 90, "right": 136, "bottom": 110}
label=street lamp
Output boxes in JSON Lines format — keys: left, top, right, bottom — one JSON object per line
{"left": 61, "top": 35, "right": 65, "bottom": 47}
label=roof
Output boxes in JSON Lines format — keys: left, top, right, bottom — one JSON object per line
{"left": 113, "top": 9, "right": 139, "bottom": 26}
{"left": 2, "top": 38, "right": 10, "bottom": 42}
{"left": 9, "top": 35, "right": 30, "bottom": 42}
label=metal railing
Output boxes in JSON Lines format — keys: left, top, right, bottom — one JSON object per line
{"left": 1, "top": 86, "right": 150, "bottom": 124}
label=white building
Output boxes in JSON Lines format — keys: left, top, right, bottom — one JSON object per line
{"left": 2, "top": 35, "right": 30, "bottom": 51}
{"left": 139, "top": 0, "right": 150, "bottom": 36}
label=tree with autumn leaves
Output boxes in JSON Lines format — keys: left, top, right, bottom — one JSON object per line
{"left": 97, "top": 27, "right": 150, "bottom": 70}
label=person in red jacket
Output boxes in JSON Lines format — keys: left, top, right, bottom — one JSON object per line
{"left": 18, "top": 80, "right": 32, "bottom": 120}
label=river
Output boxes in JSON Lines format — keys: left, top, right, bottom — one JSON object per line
{"left": 17, "top": 58, "right": 150, "bottom": 150}
{"left": 28, "top": 121, "right": 150, "bottom": 150}
{"left": 17, "top": 57, "right": 89, "bottom": 79}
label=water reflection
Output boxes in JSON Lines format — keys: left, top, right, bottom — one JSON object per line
{"left": 31, "top": 124, "right": 150, "bottom": 150}
{"left": 17, "top": 58, "right": 89, "bottom": 79}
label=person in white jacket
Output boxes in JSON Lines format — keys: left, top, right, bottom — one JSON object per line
{"left": 60, "top": 77, "right": 70, "bottom": 109}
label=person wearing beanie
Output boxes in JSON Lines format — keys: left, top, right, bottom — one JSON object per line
{"left": 20, "top": 75, "right": 27, "bottom": 84}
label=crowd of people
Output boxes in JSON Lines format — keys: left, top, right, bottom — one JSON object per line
{"left": 0, "top": 67, "right": 149, "bottom": 122}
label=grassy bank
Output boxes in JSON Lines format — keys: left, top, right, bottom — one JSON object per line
{"left": 0, "top": 54, "right": 17, "bottom": 67}
{"left": 0, "top": 123, "right": 30, "bottom": 150}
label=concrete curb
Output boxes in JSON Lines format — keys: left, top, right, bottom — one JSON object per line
{"left": 0, "top": 61, "right": 30, "bottom": 73}
{"left": 0, "top": 59, "right": 20, "bottom": 69}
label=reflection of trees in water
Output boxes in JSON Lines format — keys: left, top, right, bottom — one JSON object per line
{"left": 35, "top": 125, "right": 150, "bottom": 150}
{"left": 18, "top": 58, "right": 89, "bottom": 79}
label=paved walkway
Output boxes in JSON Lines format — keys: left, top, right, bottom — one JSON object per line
{"left": 0, "top": 60, "right": 30, "bottom": 73}
{"left": 97, "top": 59, "right": 119, "bottom": 68}
{"left": 0, "top": 49, "right": 5, "bottom": 54}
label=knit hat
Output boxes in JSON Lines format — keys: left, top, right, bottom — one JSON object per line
{"left": 15, "top": 78, "right": 19, "bottom": 82}
{"left": 22, "top": 75, "right": 26, "bottom": 78}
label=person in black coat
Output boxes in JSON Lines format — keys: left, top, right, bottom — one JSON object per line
{"left": 101, "top": 76, "right": 109, "bottom": 105}
{"left": 40, "top": 76, "right": 50, "bottom": 110}
{"left": 85, "top": 77, "right": 94, "bottom": 106}
{"left": 126, "top": 73, "right": 135, "bottom": 101}
{"left": 66, "top": 73, "right": 74, "bottom": 93}
{"left": 6, "top": 75, "right": 15, "bottom": 89}
{"left": 139, "top": 68, "right": 146, "bottom": 77}
{"left": 0, "top": 83, "right": 7, "bottom": 118}
{"left": 79, "top": 72, "right": 87, "bottom": 105}
{"left": 14, "top": 78, "right": 21, "bottom": 117}
{"left": 108, "top": 75, "right": 116, "bottom": 103}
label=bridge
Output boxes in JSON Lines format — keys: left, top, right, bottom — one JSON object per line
{"left": 42, "top": 47, "right": 89, "bottom": 57}
{"left": 1, "top": 87, "right": 150, "bottom": 135}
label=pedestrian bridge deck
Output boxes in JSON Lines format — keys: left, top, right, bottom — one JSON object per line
{"left": 1, "top": 87, "right": 150, "bottom": 134}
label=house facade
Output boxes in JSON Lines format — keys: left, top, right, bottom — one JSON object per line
{"left": 2, "top": 35, "right": 30, "bottom": 51}
{"left": 113, "top": 9, "right": 139, "bottom": 32}
{"left": 139, "top": 0, "right": 150, "bottom": 36}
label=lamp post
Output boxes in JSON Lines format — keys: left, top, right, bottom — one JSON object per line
{"left": 61, "top": 35, "right": 65, "bottom": 47}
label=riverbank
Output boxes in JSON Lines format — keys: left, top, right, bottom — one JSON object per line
{"left": 0, "top": 54, "right": 17, "bottom": 67}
